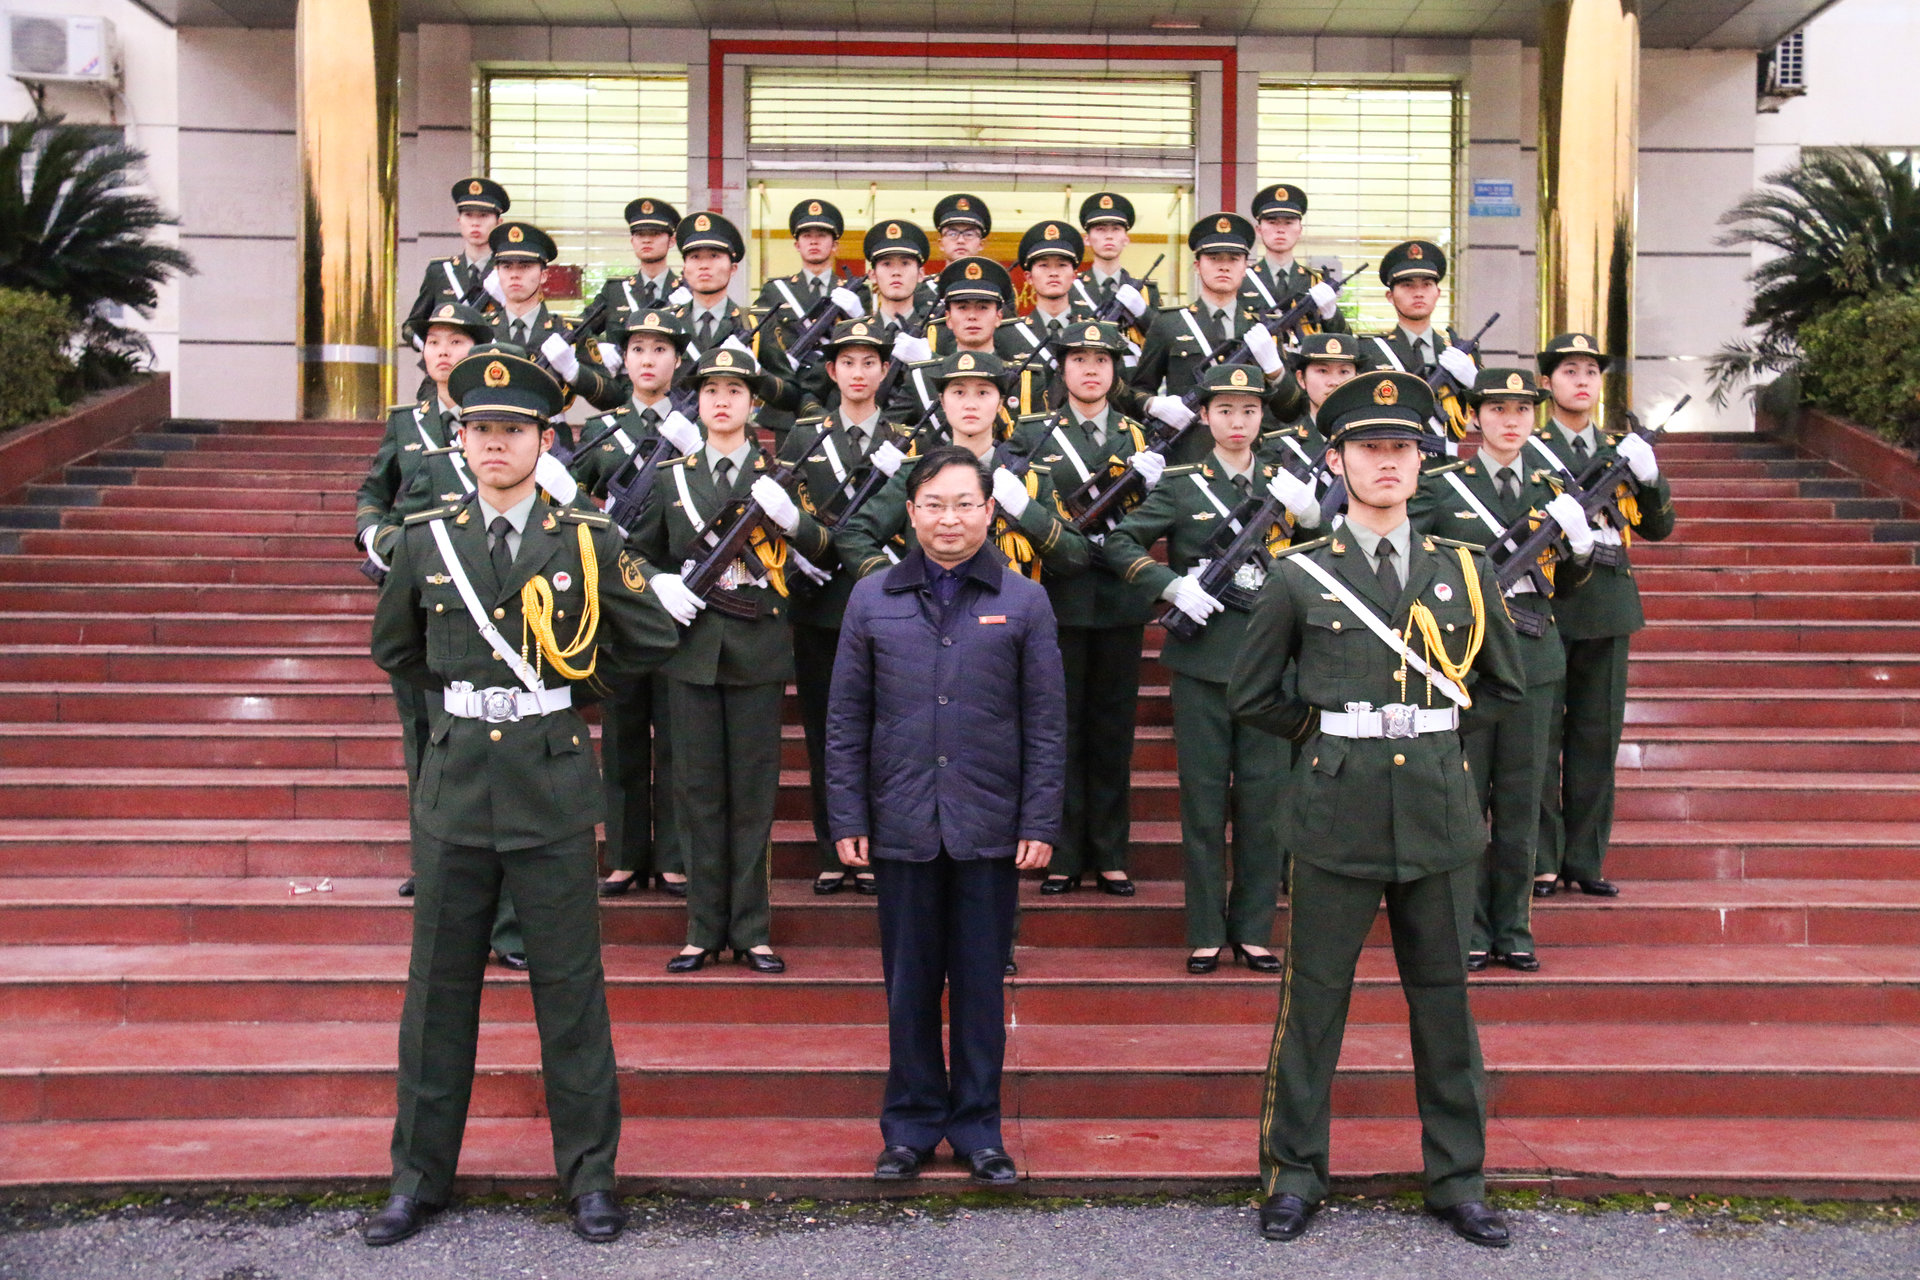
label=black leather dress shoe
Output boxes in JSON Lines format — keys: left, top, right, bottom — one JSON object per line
{"left": 1570, "top": 877, "right": 1620, "bottom": 897}
{"left": 874, "top": 1145, "right": 929, "bottom": 1180}
{"left": 1258, "top": 1192, "right": 1316, "bottom": 1241}
{"left": 962, "top": 1146, "right": 1018, "bottom": 1185}
{"left": 813, "top": 872, "right": 846, "bottom": 895}
{"left": 855, "top": 874, "right": 878, "bottom": 896}
{"left": 1496, "top": 951, "right": 1541, "bottom": 972}
{"left": 396, "top": 877, "right": 415, "bottom": 898}
{"left": 495, "top": 951, "right": 528, "bottom": 971}
{"left": 665, "top": 949, "right": 717, "bottom": 974}
{"left": 1232, "top": 943, "right": 1282, "bottom": 973}
{"left": 1187, "top": 949, "right": 1220, "bottom": 974}
{"left": 1532, "top": 880, "right": 1557, "bottom": 898}
{"left": 1429, "top": 1199, "right": 1510, "bottom": 1248}
{"left": 569, "top": 1190, "right": 627, "bottom": 1243}
{"left": 655, "top": 875, "right": 688, "bottom": 898}
{"left": 1040, "top": 875, "right": 1077, "bottom": 895}
{"left": 1465, "top": 951, "right": 1489, "bottom": 972}
{"left": 737, "top": 949, "right": 786, "bottom": 974}
{"left": 362, "top": 1194, "right": 434, "bottom": 1246}
{"left": 1097, "top": 875, "right": 1136, "bottom": 897}
{"left": 599, "top": 874, "right": 637, "bottom": 898}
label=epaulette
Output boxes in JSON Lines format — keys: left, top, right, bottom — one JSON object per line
{"left": 385, "top": 400, "right": 413, "bottom": 413}
{"left": 1428, "top": 535, "right": 1479, "bottom": 551}
{"left": 1027, "top": 462, "right": 1052, "bottom": 474}
{"left": 793, "top": 413, "right": 828, "bottom": 427}
{"left": 558, "top": 508, "right": 612, "bottom": 527}
{"left": 1426, "top": 459, "right": 1469, "bottom": 474}
{"left": 1273, "top": 535, "right": 1331, "bottom": 559}
{"left": 403, "top": 505, "right": 456, "bottom": 525}
{"left": 1163, "top": 463, "right": 1203, "bottom": 476}
{"left": 657, "top": 454, "right": 696, "bottom": 469}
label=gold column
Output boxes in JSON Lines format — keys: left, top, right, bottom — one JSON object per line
{"left": 1537, "top": 0, "right": 1639, "bottom": 415}
{"left": 295, "top": 0, "right": 398, "bottom": 419}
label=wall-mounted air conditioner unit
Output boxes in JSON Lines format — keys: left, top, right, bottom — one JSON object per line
{"left": 8, "top": 13, "right": 120, "bottom": 88}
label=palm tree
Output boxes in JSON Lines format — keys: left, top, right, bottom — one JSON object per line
{"left": 0, "top": 115, "right": 193, "bottom": 387}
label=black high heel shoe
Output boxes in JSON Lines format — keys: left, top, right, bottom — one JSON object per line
{"left": 654, "top": 875, "right": 689, "bottom": 899}
{"left": 813, "top": 872, "right": 847, "bottom": 895}
{"left": 665, "top": 948, "right": 718, "bottom": 974}
{"left": 735, "top": 948, "right": 786, "bottom": 974}
{"left": 1096, "top": 874, "right": 1136, "bottom": 897}
{"left": 1039, "top": 875, "right": 1078, "bottom": 895}
{"left": 1231, "top": 943, "right": 1282, "bottom": 973}
{"left": 1187, "top": 948, "right": 1221, "bottom": 974}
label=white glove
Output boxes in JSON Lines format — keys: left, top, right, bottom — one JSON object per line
{"left": 541, "top": 333, "right": 581, "bottom": 382}
{"left": 831, "top": 286, "right": 864, "bottom": 318}
{"left": 991, "top": 467, "right": 1030, "bottom": 519}
{"left": 1147, "top": 395, "right": 1196, "bottom": 431}
{"left": 667, "top": 285, "right": 692, "bottom": 307}
{"left": 1437, "top": 344, "right": 1477, "bottom": 386}
{"left": 648, "top": 572, "right": 705, "bottom": 625}
{"left": 1114, "top": 283, "right": 1148, "bottom": 319}
{"left": 751, "top": 476, "right": 800, "bottom": 534}
{"left": 359, "top": 526, "right": 379, "bottom": 552}
{"left": 1242, "top": 323, "right": 1283, "bottom": 376}
{"left": 1617, "top": 432, "right": 1659, "bottom": 484}
{"left": 534, "top": 452, "right": 580, "bottom": 507}
{"left": 482, "top": 269, "right": 505, "bottom": 306}
{"left": 411, "top": 333, "right": 425, "bottom": 352}
{"left": 363, "top": 544, "right": 389, "bottom": 573}
{"left": 870, "top": 440, "right": 906, "bottom": 478}
{"left": 892, "top": 332, "right": 934, "bottom": 365}
{"left": 1545, "top": 492, "right": 1596, "bottom": 558}
{"left": 1165, "top": 573, "right": 1224, "bottom": 624}
{"left": 597, "top": 342, "right": 622, "bottom": 374}
{"left": 1268, "top": 467, "right": 1321, "bottom": 525}
{"left": 658, "top": 410, "right": 701, "bottom": 455}
{"left": 1307, "top": 280, "right": 1339, "bottom": 320}
{"left": 1128, "top": 451, "right": 1166, "bottom": 489}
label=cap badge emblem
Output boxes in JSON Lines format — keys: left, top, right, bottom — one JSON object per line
{"left": 1216, "top": 217, "right": 1231, "bottom": 233}
{"left": 694, "top": 214, "right": 711, "bottom": 231}
{"left": 957, "top": 198, "right": 970, "bottom": 210}
{"left": 1085, "top": 325, "right": 1101, "bottom": 341}
{"left": 641, "top": 200, "right": 654, "bottom": 213}
{"left": 1506, "top": 372, "right": 1525, "bottom": 391}
{"left": 436, "top": 305, "right": 455, "bottom": 318}
{"left": 1325, "top": 338, "right": 1343, "bottom": 355}
{"left": 1230, "top": 369, "right": 1249, "bottom": 388}
{"left": 807, "top": 201, "right": 822, "bottom": 215}
{"left": 483, "top": 360, "right": 510, "bottom": 388}
{"left": 715, "top": 350, "right": 733, "bottom": 368}
{"left": 1044, "top": 223, "right": 1060, "bottom": 241}
{"left": 507, "top": 225, "right": 524, "bottom": 243}
{"left": 1571, "top": 334, "right": 1589, "bottom": 350}
{"left": 645, "top": 312, "right": 660, "bottom": 326}
{"left": 957, "top": 353, "right": 976, "bottom": 370}
{"left": 885, "top": 222, "right": 901, "bottom": 237}
{"left": 1408, "top": 243, "right": 1423, "bottom": 259}
{"left": 467, "top": 180, "right": 482, "bottom": 195}
{"left": 1099, "top": 195, "right": 1113, "bottom": 208}
{"left": 964, "top": 262, "right": 982, "bottom": 280}
{"left": 1374, "top": 379, "right": 1398, "bottom": 405}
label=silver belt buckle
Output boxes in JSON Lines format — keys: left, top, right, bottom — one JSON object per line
{"left": 480, "top": 688, "right": 523, "bottom": 723}
{"left": 1381, "top": 703, "right": 1418, "bottom": 739}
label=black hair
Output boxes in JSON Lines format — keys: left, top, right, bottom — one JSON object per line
{"left": 905, "top": 443, "right": 990, "bottom": 502}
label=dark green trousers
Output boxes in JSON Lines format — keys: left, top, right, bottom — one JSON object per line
{"left": 1169, "top": 672, "right": 1285, "bottom": 949}
{"left": 390, "top": 829, "right": 620, "bottom": 1203}
{"left": 1260, "top": 858, "right": 1487, "bottom": 1208}
{"left": 599, "top": 673, "right": 681, "bottom": 877}
{"left": 1050, "top": 624, "right": 1145, "bottom": 880}
{"left": 392, "top": 678, "right": 520, "bottom": 956}
{"left": 792, "top": 623, "right": 843, "bottom": 875}
{"left": 669, "top": 679, "right": 782, "bottom": 952}
{"left": 1464, "top": 678, "right": 1557, "bottom": 957}
{"left": 1537, "top": 634, "right": 1631, "bottom": 882}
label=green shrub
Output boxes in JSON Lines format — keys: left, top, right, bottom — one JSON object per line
{"left": 0, "top": 287, "right": 73, "bottom": 430}
{"left": 1798, "top": 290, "right": 1920, "bottom": 449}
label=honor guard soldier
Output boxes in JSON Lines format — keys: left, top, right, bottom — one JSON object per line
{"left": 483, "top": 221, "right": 624, "bottom": 430}
{"left": 671, "top": 212, "right": 810, "bottom": 442}
{"left": 1131, "top": 213, "right": 1306, "bottom": 463}
{"left": 996, "top": 219, "right": 1095, "bottom": 418}
{"left": 1241, "top": 183, "right": 1348, "bottom": 335}
{"left": 933, "top": 192, "right": 991, "bottom": 262}
{"left": 588, "top": 198, "right": 683, "bottom": 322}
{"left": 629, "top": 347, "right": 834, "bottom": 975}
{"left": 1075, "top": 191, "right": 1161, "bottom": 323}
{"left": 1528, "top": 334, "right": 1675, "bottom": 899}
{"left": 1105, "top": 364, "right": 1315, "bottom": 972}
{"left": 1012, "top": 322, "right": 1159, "bottom": 897}
{"left": 1357, "top": 240, "right": 1480, "bottom": 441}
{"left": 758, "top": 198, "right": 846, "bottom": 324}
{"left": 783, "top": 319, "right": 909, "bottom": 895}
{"left": 1259, "top": 331, "right": 1360, "bottom": 523}
{"left": 402, "top": 177, "right": 506, "bottom": 348}
{"left": 571, "top": 309, "right": 705, "bottom": 901}
{"left": 882, "top": 255, "right": 1017, "bottom": 424}
{"left": 1226, "top": 368, "right": 1526, "bottom": 1250}
{"left": 863, "top": 219, "right": 934, "bottom": 339}
{"left": 362, "top": 345, "right": 685, "bottom": 1249}
{"left": 1413, "top": 369, "right": 1595, "bottom": 970}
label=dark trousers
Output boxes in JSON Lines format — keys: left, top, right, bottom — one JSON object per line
{"left": 1538, "top": 634, "right": 1631, "bottom": 882}
{"left": 669, "top": 679, "right": 782, "bottom": 952}
{"left": 793, "top": 622, "right": 844, "bottom": 874}
{"left": 393, "top": 678, "right": 519, "bottom": 956}
{"left": 1464, "top": 678, "right": 1557, "bottom": 957}
{"left": 874, "top": 852, "right": 1019, "bottom": 1156}
{"left": 390, "top": 829, "right": 620, "bottom": 1203}
{"left": 1050, "top": 624, "right": 1145, "bottom": 879}
{"left": 1260, "top": 858, "right": 1486, "bottom": 1209}
{"left": 1169, "top": 672, "right": 1285, "bottom": 948}
{"left": 599, "top": 673, "right": 680, "bottom": 877}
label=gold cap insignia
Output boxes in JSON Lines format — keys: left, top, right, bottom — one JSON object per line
{"left": 1216, "top": 217, "right": 1231, "bottom": 233}
{"left": 644, "top": 311, "right": 660, "bottom": 326}
{"left": 467, "top": 180, "right": 482, "bottom": 195}
{"left": 1374, "top": 379, "right": 1398, "bottom": 405}
{"left": 1407, "top": 243, "right": 1423, "bottom": 259}
{"left": 436, "top": 304, "right": 455, "bottom": 318}
{"left": 483, "top": 360, "right": 510, "bottom": 387}
{"left": 507, "top": 225, "right": 524, "bottom": 243}
{"left": 1043, "top": 223, "right": 1060, "bottom": 241}
{"left": 1085, "top": 325, "right": 1101, "bottom": 341}
{"left": 1099, "top": 195, "right": 1113, "bottom": 209}
{"left": 807, "top": 200, "right": 822, "bottom": 215}
{"left": 957, "top": 353, "right": 976, "bottom": 371}
{"left": 1325, "top": 338, "right": 1343, "bottom": 355}
{"left": 1506, "top": 372, "right": 1525, "bottom": 391}
{"left": 641, "top": 200, "right": 654, "bottom": 213}
{"left": 694, "top": 214, "right": 711, "bottom": 231}
{"left": 1229, "top": 368, "right": 1249, "bottom": 388}
{"left": 1571, "top": 334, "right": 1589, "bottom": 350}
{"left": 885, "top": 222, "right": 901, "bottom": 237}
{"left": 715, "top": 350, "right": 734, "bottom": 368}
{"left": 964, "top": 262, "right": 983, "bottom": 280}
{"left": 852, "top": 322, "right": 869, "bottom": 336}
{"left": 957, "top": 198, "right": 970, "bottom": 210}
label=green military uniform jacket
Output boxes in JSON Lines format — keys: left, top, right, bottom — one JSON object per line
{"left": 1226, "top": 531, "right": 1527, "bottom": 880}
{"left": 570, "top": 398, "right": 676, "bottom": 502}
{"left": 1239, "top": 259, "right": 1351, "bottom": 335}
{"left": 402, "top": 253, "right": 495, "bottom": 345}
{"left": 995, "top": 307, "right": 1098, "bottom": 419}
{"left": 777, "top": 408, "right": 895, "bottom": 630}
{"left": 355, "top": 397, "right": 473, "bottom": 558}
{"left": 592, "top": 267, "right": 681, "bottom": 325}
{"left": 1073, "top": 267, "right": 1162, "bottom": 322}
{"left": 1130, "top": 301, "right": 1307, "bottom": 460}
{"left": 1523, "top": 421, "right": 1677, "bottom": 641}
{"left": 1012, "top": 406, "right": 1156, "bottom": 629}
{"left": 627, "top": 438, "right": 832, "bottom": 686}
{"left": 370, "top": 492, "right": 681, "bottom": 850}
{"left": 1356, "top": 326, "right": 1476, "bottom": 438}
{"left": 492, "top": 303, "right": 624, "bottom": 414}
{"left": 1411, "top": 458, "right": 1569, "bottom": 689}
{"left": 669, "top": 299, "right": 815, "bottom": 425}
{"left": 1103, "top": 452, "right": 1294, "bottom": 683}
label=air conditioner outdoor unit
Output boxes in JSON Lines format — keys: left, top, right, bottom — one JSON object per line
{"left": 8, "top": 13, "right": 120, "bottom": 87}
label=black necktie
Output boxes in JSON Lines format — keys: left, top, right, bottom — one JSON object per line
{"left": 697, "top": 314, "right": 715, "bottom": 351}
{"left": 1232, "top": 474, "right": 1251, "bottom": 503}
{"left": 1374, "top": 540, "right": 1400, "bottom": 599}
{"left": 1571, "top": 436, "right": 1590, "bottom": 466}
{"left": 489, "top": 516, "right": 514, "bottom": 584}
{"left": 638, "top": 407, "right": 658, "bottom": 437}
{"left": 807, "top": 276, "right": 824, "bottom": 305}
{"left": 713, "top": 457, "right": 735, "bottom": 504}
{"left": 1497, "top": 466, "right": 1518, "bottom": 502}
{"left": 510, "top": 319, "right": 528, "bottom": 348}
{"left": 1213, "top": 309, "right": 1231, "bottom": 342}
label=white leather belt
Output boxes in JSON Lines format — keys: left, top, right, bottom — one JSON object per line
{"left": 443, "top": 683, "right": 573, "bottom": 723}
{"left": 1319, "top": 702, "right": 1458, "bottom": 740}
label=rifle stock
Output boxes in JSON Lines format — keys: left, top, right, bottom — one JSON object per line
{"left": 681, "top": 419, "right": 835, "bottom": 618}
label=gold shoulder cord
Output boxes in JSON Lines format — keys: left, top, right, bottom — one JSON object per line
{"left": 1401, "top": 546, "right": 1486, "bottom": 707}
{"left": 520, "top": 523, "right": 603, "bottom": 681}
